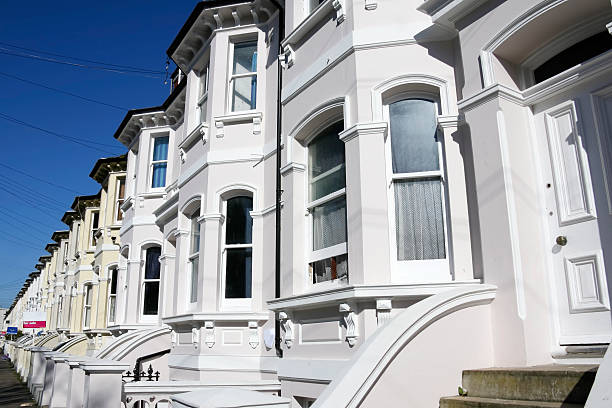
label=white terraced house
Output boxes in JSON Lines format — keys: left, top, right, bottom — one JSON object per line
{"left": 3, "top": 0, "right": 612, "bottom": 407}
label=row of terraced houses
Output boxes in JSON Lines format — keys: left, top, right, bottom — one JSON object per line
{"left": 2, "top": 0, "right": 612, "bottom": 407}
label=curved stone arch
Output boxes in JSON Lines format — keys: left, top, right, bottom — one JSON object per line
{"left": 479, "top": 0, "right": 611, "bottom": 88}
{"left": 104, "top": 262, "right": 119, "bottom": 279}
{"left": 371, "top": 74, "right": 451, "bottom": 121}
{"left": 179, "top": 194, "right": 203, "bottom": 216}
{"left": 289, "top": 97, "right": 346, "bottom": 146}
{"left": 214, "top": 183, "right": 259, "bottom": 213}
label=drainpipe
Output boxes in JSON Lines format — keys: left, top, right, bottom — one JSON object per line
{"left": 269, "top": 0, "right": 285, "bottom": 359}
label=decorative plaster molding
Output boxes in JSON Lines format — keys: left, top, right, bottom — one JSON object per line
{"left": 248, "top": 321, "right": 259, "bottom": 349}
{"left": 332, "top": 0, "right": 345, "bottom": 23}
{"left": 278, "top": 311, "right": 294, "bottom": 348}
{"left": 214, "top": 111, "right": 263, "bottom": 138}
{"left": 364, "top": 0, "right": 377, "bottom": 10}
{"left": 180, "top": 122, "right": 209, "bottom": 153}
{"left": 338, "top": 122, "right": 388, "bottom": 143}
{"left": 171, "top": 330, "right": 177, "bottom": 348}
{"left": 191, "top": 327, "right": 200, "bottom": 348}
{"left": 339, "top": 303, "right": 358, "bottom": 346}
{"left": 376, "top": 299, "right": 392, "bottom": 327}
{"left": 204, "top": 321, "right": 215, "bottom": 348}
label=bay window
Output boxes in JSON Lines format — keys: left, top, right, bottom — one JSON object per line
{"left": 307, "top": 122, "right": 348, "bottom": 284}
{"left": 151, "top": 136, "right": 169, "bottom": 189}
{"left": 222, "top": 196, "right": 253, "bottom": 303}
{"left": 142, "top": 246, "right": 161, "bottom": 315}
{"left": 189, "top": 210, "right": 201, "bottom": 304}
{"left": 108, "top": 267, "right": 118, "bottom": 324}
{"left": 198, "top": 64, "right": 209, "bottom": 123}
{"left": 386, "top": 98, "right": 446, "bottom": 270}
{"left": 230, "top": 41, "right": 257, "bottom": 112}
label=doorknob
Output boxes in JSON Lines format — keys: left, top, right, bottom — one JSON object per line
{"left": 556, "top": 235, "right": 568, "bottom": 246}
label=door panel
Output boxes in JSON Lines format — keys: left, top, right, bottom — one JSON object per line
{"left": 535, "top": 83, "right": 612, "bottom": 345}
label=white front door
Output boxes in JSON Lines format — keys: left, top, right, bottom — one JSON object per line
{"left": 534, "top": 82, "right": 612, "bottom": 345}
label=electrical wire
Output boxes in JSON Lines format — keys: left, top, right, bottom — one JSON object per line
{"left": 0, "top": 48, "right": 163, "bottom": 79}
{"left": 0, "top": 112, "right": 123, "bottom": 155}
{"left": 0, "top": 163, "right": 83, "bottom": 194}
{"left": 0, "top": 71, "right": 128, "bottom": 111}
{"left": 0, "top": 41, "right": 165, "bottom": 74}
{"left": 0, "top": 178, "right": 69, "bottom": 208}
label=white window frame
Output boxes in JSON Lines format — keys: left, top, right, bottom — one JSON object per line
{"left": 140, "top": 246, "right": 161, "bottom": 321}
{"left": 57, "top": 294, "right": 64, "bottom": 328}
{"left": 305, "top": 124, "right": 348, "bottom": 288}
{"left": 188, "top": 210, "right": 201, "bottom": 307}
{"left": 149, "top": 134, "right": 170, "bottom": 191}
{"left": 228, "top": 39, "right": 258, "bottom": 113}
{"left": 220, "top": 195, "right": 253, "bottom": 311}
{"left": 114, "top": 177, "right": 126, "bottom": 224}
{"left": 383, "top": 93, "right": 450, "bottom": 283}
{"left": 107, "top": 266, "right": 118, "bottom": 325}
{"left": 198, "top": 64, "right": 210, "bottom": 123}
{"left": 89, "top": 210, "right": 99, "bottom": 249}
{"left": 83, "top": 284, "right": 93, "bottom": 329}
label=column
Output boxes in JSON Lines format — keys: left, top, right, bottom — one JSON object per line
{"left": 79, "top": 360, "right": 130, "bottom": 408}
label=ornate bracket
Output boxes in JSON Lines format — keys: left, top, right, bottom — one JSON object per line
{"left": 364, "top": 0, "right": 377, "bottom": 10}
{"left": 280, "top": 45, "right": 295, "bottom": 69}
{"left": 170, "top": 330, "right": 177, "bottom": 348}
{"left": 332, "top": 0, "right": 346, "bottom": 24}
{"left": 179, "top": 148, "right": 186, "bottom": 163}
{"left": 339, "top": 303, "right": 358, "bottom": 347}
{"left": 278, "top": 311, "right": 294, "bottom": 348}
{"left": 248, "top": 321, "right": 259, "bottom": 349}
{"left": 204, "top": 321, "right": 215, "bottom": 348}
{"left": 191, "top": 327, "right": 200, "bottom": 348}
{"left": 376, "top": 299, "right": 392, "bottom": 327}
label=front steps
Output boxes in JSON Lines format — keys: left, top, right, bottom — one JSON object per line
{"left": 440, "top": 365, "right": 598, "bottom": 407}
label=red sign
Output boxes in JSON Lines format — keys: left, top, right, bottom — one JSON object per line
{"left": 23, "top": 320, "right": 46, "bottom": 328}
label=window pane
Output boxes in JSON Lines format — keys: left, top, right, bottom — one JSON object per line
{"left": 232, "top": 75, "right": 257, "bottom": 111}
{"left": 152, "top": 136, "right": 169, "bottom": 161}
{"left": 309, "top": 123, "right": 345, "bottom": 201}
{"left": 233, "top": 42, "right": 257, "bottom": 74}
{"left": 145, "top": 247, "right": 161, "bottom": 279}
{"left": 313, "top": 196, "right": 346, "bottom": 250}
{"left": 110, "top": 268, "right": 118, "bottom": 294}
{"left": 143, "top": 282, "right": 159, "bottom": 315}
{"left": 108, "top": 297, "right": 116, "bottom": 322}
{"left": 84, "top": 307, "right": 91, "bottom": 327}
{"left": 226, "top": 196, "right": 253, "bottom": 244}
{"left": 389, "top": 99, "right": 439, "bottom": 174}
{"left": 85, "top": 286, "right": 92, "bottom": 305}
{"left": 191, "top": 212, "right": 200, "bottom": 254}
{"left": 190, "top": 257, "right": 199, "bottom": 303}
{"left": 394, "top": 178, "right": 445, "bottom": 260}
{"left": 311, "top": 254, "right": 348, "bottom": 283}
{"left": 225, "top": 248, "right": 252, "bottom": 298}
{"left": 152, "top": 163, "right": 167, "bottom": 188}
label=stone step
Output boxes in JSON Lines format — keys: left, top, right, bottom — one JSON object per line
{"left": 461, "top": 365, "right": 597, "bottom": 404}
{"left": 439, "top": 396, "right": 584, "bottom": 408}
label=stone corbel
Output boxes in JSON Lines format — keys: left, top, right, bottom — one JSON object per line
{"left": 280, "top": 44, "right": 295, "bottom": 69}
{"left": 180, "top": 148, "right": 186, "bottom": 164}
{"left": 278, "top": 311, "right": 294, "bottom": 348}
{"left": 248, "top": 321, "right": 259, "bottom": 349}
{"left": 253, "top": 117, "right": 262, "bottom": 136}
{"left": 204, "top": 321, "right": 215, "bottom": 348}
{"left": 171, "top": 330, "right": 177, "bottom": 348}
{"left": 332, "top": 0, "right": 346, "bottom": 24}
{"left": 376, "top": 299, "right": 392, "bottom": 327}
{"left": 339, "top": 303, "right": 358, "bottom": 346}
{"left": 215, "top": 120, "right": 225, "bottom": 138}
{"left": 191, "top": 327, "right": 200, "bottom": 348}
{"left": 607, "top": 22, "right": 612, "bottom": 35}
{"left": 365, "top": 0, "right": 377, "bottom": 10}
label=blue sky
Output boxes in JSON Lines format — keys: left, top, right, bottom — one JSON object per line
{"left": 0, "top": 1, "right": 200, "bottom": 307}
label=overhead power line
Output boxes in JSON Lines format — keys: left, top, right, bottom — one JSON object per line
{"left": 0, "top": 71, "right": 128, "bottom": 111}
{"left": 0, "top": 112, "right": 123, "bottom": 154}
{"left": 0, "top": 41, "right": 165, "bottom": 74}
{"left": 0, "top": 163, "right": 83, "bottom": 194}
{"left": 0, "top": 48, "right": 163, "bottom": 79}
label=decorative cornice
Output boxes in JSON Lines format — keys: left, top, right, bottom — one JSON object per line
{"left": 338, "top": 122, "right": 388, "bottom": 143}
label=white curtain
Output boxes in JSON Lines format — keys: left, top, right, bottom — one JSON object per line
{"left": 313, "top": 197, "right": 347, "bottom": 251}
{"left": 394, "top": 178, "right": 445, "bottom": 260}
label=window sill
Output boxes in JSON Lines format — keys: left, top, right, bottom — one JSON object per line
{"left": 214, "top": 111, "right": 262, "bottom": 138}
{"left": 162, "top": 311, "right": 270, "bottom": 326}
{"left": 282, "top": 0, "right": 345, "bottom": 64}
{"left": 267, "top": 280, "right": 483, "bottom": 311}
{"left": 180, "top": 122, "right": 209, "bottom": 151}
